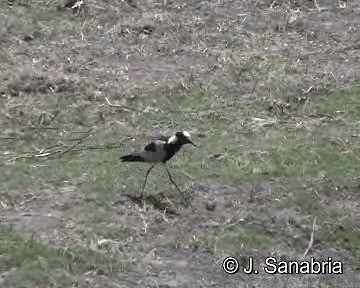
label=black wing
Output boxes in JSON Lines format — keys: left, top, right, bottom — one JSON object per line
{"left": 144, "top": 135, "right": 170, "bottom": 152}
{"left": 144, "top": 141, "right": 157, "bottom": 152}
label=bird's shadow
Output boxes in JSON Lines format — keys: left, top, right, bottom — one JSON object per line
{"left": 123, "top": 192, "right": 192, "bottom": 214}
{"left": 123, "top": 193, "right": 176, "bottom": 214}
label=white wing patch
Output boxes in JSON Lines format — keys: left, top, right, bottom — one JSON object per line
{"left": 154, "top": 139, "right": 167, "bottom": 146}
{"left": 183, "top": 131, "right": 191, "bottom": 139}
{"left": 168, "top": 135, "right": 177, "bottom": 144}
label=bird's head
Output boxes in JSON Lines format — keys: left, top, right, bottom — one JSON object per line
{"left": 173, "top": 131, "right": 196, "bottom": 146}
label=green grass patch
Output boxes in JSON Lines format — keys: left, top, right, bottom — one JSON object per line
{"left": 285, "top": 187, "right": 360, "bottom": 259}
{"left": 135, "top": 82, "right": 360, "bottom": 257}
{"left": 69, "top": 203, "right": 131, "bottom": 241}
{"left": 1, "top": 81, "right": 359, "bottom": 202}
{"left": 0, "top": 225, "right": 117, "bottom": 287}
{"left": 3, "top": 82, "right": 358, "bottom": 196}
{"left": 134, "top": 82, "right": 359, "bottom": 183}
{"left": 0, "top": 0, "right": 84, "bottom": 40}
{"left": 308, "top": 86, "right": 360, "bottom": 120}
{"left": 1, "top": 75, "right": 359, "bottom": 261}
{"left": 322, "top": 223, "right": 360, "bottom": 258}
{"left": 189, "top": 223, "right": 273, "bottom": 254}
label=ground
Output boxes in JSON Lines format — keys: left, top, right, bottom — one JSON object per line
{"left": 0, "top": 0, "right": 359, "bottom": 287}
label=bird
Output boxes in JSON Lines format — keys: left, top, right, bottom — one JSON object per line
{"left": 120, "top": 131, "right": 196, "bottom": 204}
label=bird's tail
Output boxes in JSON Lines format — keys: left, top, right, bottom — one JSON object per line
{"left": 120, "top": 154, "right": 144, "bottom": 162}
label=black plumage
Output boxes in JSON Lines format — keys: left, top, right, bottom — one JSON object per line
{"left": 120, "top": 131, "right": 195, "bottom": 164}
{"left": 120, "top": 131, "right": 196, "bottom": 205}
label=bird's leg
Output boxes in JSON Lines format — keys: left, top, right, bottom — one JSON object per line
{"left": 140, "top": 165, "right": 154, "bottom": 199}
{"left": 165, "top": 165, "right": 190, "bottom": 206}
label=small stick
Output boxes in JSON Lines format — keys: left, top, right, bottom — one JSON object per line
{"left": 55, "top": 139, "right": 84, "bottom": 158}
{"left": 304, "top": 216, "right": 317, "bottom": 256}
{"left": 105, "top": 96, "right": 141, "bottom": 112}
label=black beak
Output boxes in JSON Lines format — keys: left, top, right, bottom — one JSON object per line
{"left": 188, "top": 140, "right": 197, "bottom": 147}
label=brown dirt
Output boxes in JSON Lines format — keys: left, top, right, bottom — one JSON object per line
{"left": 323, "top": 183, "right": 360, "bottom": 218}
{"left": 2, "top": 0, "right": 360, "bottom": 98}
{"left": 2, "top": 179, "right": 359, "bottom": 287}
{"left": 0, "top": 186, "right": 81, "bottom": 245}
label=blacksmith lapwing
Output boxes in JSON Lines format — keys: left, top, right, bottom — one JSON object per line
{"left": 120, "top": 131, "right": 196, "bottom": 204}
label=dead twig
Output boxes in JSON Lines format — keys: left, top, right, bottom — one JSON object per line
{"left": 53, "top": 138, "right": 85, "bottom": 158}
{"left": 312, "top": 0, "right": 327, "bottom": 12}
{"left": 44, "top": 110, "right": 60, "bottom": 127}
{"left": 304, "top": 216, "right": 317, "bottom": 256}
{"left": 104, "top": 96, "right": 142, "bottom": 112}
{"left": 174, "top": 169, "right": 195, "bottom": 180}
{"left": 70, "top": 138, "right": 134, "bottom": 153}
{"left": 50, "top": 128, "right": 93, "bottom": 157}
{"left": 270, "top": 0, "right": 277, "bottom": 9}
{"left": 138, "top": 211, "right": 148, "bottom": 234}
{"left": 302, "top": 97, "right": 310, "bottom": 112}
{"left": 0, "top": 136, "right": 24, "bottom": 142}
{"left": 26, "top": 126, "right": 61, "bottom": 130}
{"left": 5, "top": 154, "right": 34, "bottom": 162}
{"left": 4, "top": 130, "right": 133, "bottom": 162}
